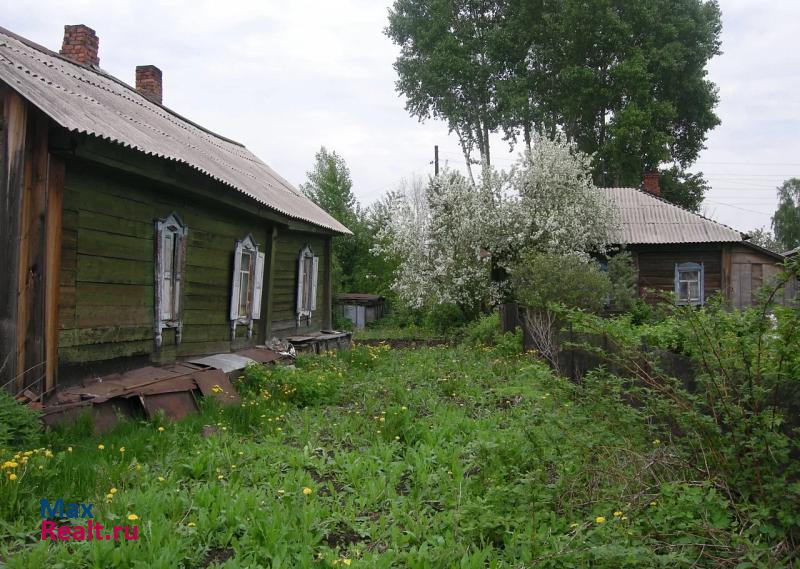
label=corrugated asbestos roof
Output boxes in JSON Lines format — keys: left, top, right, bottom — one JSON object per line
{"left": 0, "top": 27, "right": 350, "bottom": 235}
{"left": 601, "top": 187, "right": 744, "bottom": 245}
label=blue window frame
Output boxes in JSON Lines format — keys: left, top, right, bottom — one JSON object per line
{"left": 674, "top": 262, "right": 704, "bottom": 305}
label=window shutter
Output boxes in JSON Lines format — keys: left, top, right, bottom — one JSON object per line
{"left": 297, "top": 252, "right": 306, "bottom": 314}
{"left": 310, "top": 255, "right": 319, "bottom": 311}
{"left": 154, "top": 220, "right": 165, "bottom": 348}
{"left": 230, "top": 240, "right": 243, "bottom": 321}
{"left": 173, "top": 229, "right": 187, "bottom": 318}
{"left": 252, "top": 251, "right": 265, "bottom": 320}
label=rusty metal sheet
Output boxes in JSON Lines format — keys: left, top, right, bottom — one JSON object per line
{"left": 91, "top": 398, "right": 142, "bottom": 433}
{"left": 0, "top": 27, "right": 350, "bottom": 235}
{"left": 133, "top": 376, "right": 197, "bottom": 396}
{"left": 236, "top": 347, "right": 282, "bottom": 364}
{"left": 193, "top": 370, "right": 241, "bottom": 406}
{"left": 141, "top": 391, "right": 198, "bottom": 421}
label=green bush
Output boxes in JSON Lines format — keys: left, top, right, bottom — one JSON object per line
{"left": 511, "top": 251, "right": 610, "bottom": 312}
{"left": 423, "top": 302, "right": 467, "bottom": 334}
{"left": 461, "top": 312, "right": 502, "bottom": 346}
{"left": 607, "top": 250, "right": 638, "bottom": 311}
{"left": 0, "top": 391, "right": 41, "bottom": 450}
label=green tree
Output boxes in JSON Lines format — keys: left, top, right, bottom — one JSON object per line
{"left": 747, "top": 228, "right": 781, "bottom": 253}
{"left": 772, "top": 178, "right": 800, "bottom": 252}
{"left": 658, "top": 166, "right": 710, "bottom": 211}
{"left": 300, "top": 147, "right": 360, "bottom": 292}
{"left": 386, "top": 0, "right": 504, "bottom": 175}
{"left": 387, "top": 0, "right": 722, "bottom": 198}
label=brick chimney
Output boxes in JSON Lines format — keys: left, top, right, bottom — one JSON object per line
{"left": 59, "top": 24, "right": 99, "bottom": 67}
{"left": 135, "top": 65, "right": 163, "bottom": 105}
{"left": 642, "top": 171, "right": 660, "bottom": 197}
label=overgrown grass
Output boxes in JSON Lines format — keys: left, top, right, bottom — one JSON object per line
{"left": 0, "top": 342, "right": 784, "bottom": 567}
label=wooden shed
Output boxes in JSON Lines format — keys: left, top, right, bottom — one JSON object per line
{"left": 336, "top": 294, "right": 385, "bottom": 329}
{"left": 0, "top": 25, "right": 350, "bottom": 396}
{"left": 602, "top": 184, "right": 796, "bottom": 308}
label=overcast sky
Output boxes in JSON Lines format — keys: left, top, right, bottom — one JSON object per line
{"left": 3, "top": 0, "right": 799, "bottom": 233}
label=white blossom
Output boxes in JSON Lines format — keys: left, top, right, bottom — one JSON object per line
{"left": 376, "top": 134, "right": 620, "bottom": 311}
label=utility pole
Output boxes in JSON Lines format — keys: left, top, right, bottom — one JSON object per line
{"left": 434, "top": 145, "right": 439, "bottom": 176}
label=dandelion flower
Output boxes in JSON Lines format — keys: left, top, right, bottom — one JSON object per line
{"left": 106, "top": 493, "right": 114, "bottom": 500}
{"left": 613, "top": 511, "right": 622, "bottom": 517}
{"left": 302, "top": 487, "right": 313, "bottom": 495}
{"left": 110, "top": 488, "right": 118, "bottom": 494}
{"left": 67, "top": 447, "right": 73, "bottom": 453}
{"left": 595, "top": 516, "right": 606, "bottom": 524}
{"left": 342, "top": 560, "right": 352, "bottom": 566}
{"left": 621, "top": 516, "right": 628, "bottom": 521}
{"left": 157, "top": 427, "right": 165, "bottom": 432}
{"left": 119, "top": 447, "right": 126, "bottom": 453}
{"left": 8, "top": 473, "right": 17, "bottom": 481}
{"left": 127, "top": 514, "right": 139, "bottom": 521}
{"left": 187, "top": 522, "right": 196, "bottom": 527}
{"left": 217, "top": 475, "right": 224, "bottom": 480}
{"left": 97, "top": 444, "right": 105, "bottom": 450}
{"left": 157, "top": 476, "right": 165, "bottom": 482}
{"left": 652, "top": 439, "right": 661, "bottom": 445}
{"left": 569, "top": 523, "right": 578, "bottom": 528}
{"left": 650, "top": 501, "right": 657, "bottom": 507}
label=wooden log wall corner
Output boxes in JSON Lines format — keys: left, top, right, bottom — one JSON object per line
{"left": 0, "top": 90, "right": 27, "bottom": 395}
{"left": 0, "top": 91, "right": 63, "bottom": 396}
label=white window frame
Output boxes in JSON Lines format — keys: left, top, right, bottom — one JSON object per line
{"left": 296, "top": 245, "right": 319, "bottom": 326}
{"left": 154, "top": 213, "right": 187, "bottom": 348}
{"left": 230, "top": 235, "right": 265, "bottom": 339}
{"left": 675, "top": 262, "right": 704, "bottom": 306}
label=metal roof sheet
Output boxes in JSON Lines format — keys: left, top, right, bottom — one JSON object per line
{"left": 0, "top": 27, "right": 350, "bottom": 235}
{"left": 601, "top": 187, "right": 744, "bottom": 245}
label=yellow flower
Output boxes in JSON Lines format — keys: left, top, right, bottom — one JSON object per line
{"left": 97, "top": 444, "right": 105, "bottom": 450}
{"left": 302, "top": 487, "right": 313, "bottom": 495}
{"left": 106, "top": 493, "right": 114, "bottom": 500}
{"left": 8, "top": 473, "right": 17, "bottom": 481}
{"left": 67, "top": 447, "right": 73, "bottom": 453}
{"left": 569, "top": 523, "right": 579, "bottom": 528}
{"left": 217, "top": 475, "right": 224, "bottom": 480}
{"left": 157, "top": 427, "right": 165, "bottom": 432}
{"left": 127, "top": 514, "right": 139, "bottom": 521}
{"left": 2, "top": 461, "right": 18, "bottom": 469}
{"left": 613, "top": 511, "right": 622, "bottom": 517}
{"left": 110, "top": 488, "right": 118, "bottom": 494}
{"left": 342, "top": 560, "right": 352, "bottom": 566}
{"left": 595, "top": 516, "right": 606, "bottom": 524}
{"left": 187, "top": 522, "right": 196, "bottom": 527}
{"left": 119, "top": 447, "right": 125, "bottom": 453}
{"left": 44, "top": 449, "right": 53, "bottom": 458}
{"left": 401, "top": 406, "right": 408, "bottom": 411}
{"left": 653, "top": 439, "right": 661, "bottom": 445}
{"left": 621, "top": 516, "right": 628, "bottom": 521}
{"left": 157, "top": 476, "right": 165, "bottom": 482}
{"left": 650, "top": 501, "right": 657, "bottom": 507}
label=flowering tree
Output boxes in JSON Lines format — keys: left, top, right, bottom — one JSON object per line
{"left": 377, "top": 135, "right": 620, "bottom": 312}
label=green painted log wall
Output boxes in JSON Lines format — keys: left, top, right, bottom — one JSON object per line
{"left": 58, "top": 158, "right": 330, "bottom": 366}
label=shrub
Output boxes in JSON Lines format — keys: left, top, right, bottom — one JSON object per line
{"left": 0, "top": 391, "right": 41, "bottom": 450}
{"left": 423, "top": 302, "right": 467, "bottom": 335}
{"left": 511, "top": 251, "right": 610, "bottom": 312}
{"left": 607, "top": 250, "right": 638, "bottom": 311}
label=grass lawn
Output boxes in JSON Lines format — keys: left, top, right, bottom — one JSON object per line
{"left": 0, "top": 343, "right": 751, "bottom": 567}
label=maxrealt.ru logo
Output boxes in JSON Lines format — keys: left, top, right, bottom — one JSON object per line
{"left": 40, "top": 499, "right": 139, "bottom": 541}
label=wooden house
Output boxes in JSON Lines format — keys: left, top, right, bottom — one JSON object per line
{"left": 0, "top": 25, "right": 350, "bottom": 396}
{"left": 336, "top": 293, "right": 385, "bottom": 329}
{"left": 602, "top": 176, "right": 796, "bottom": 308}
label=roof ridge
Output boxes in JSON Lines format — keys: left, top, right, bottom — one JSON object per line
{"left": 607, "top": 185, "right": 745, "bottom": 238}
{"left": 0, "top": 25, "right": 247, "bottom": 149}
